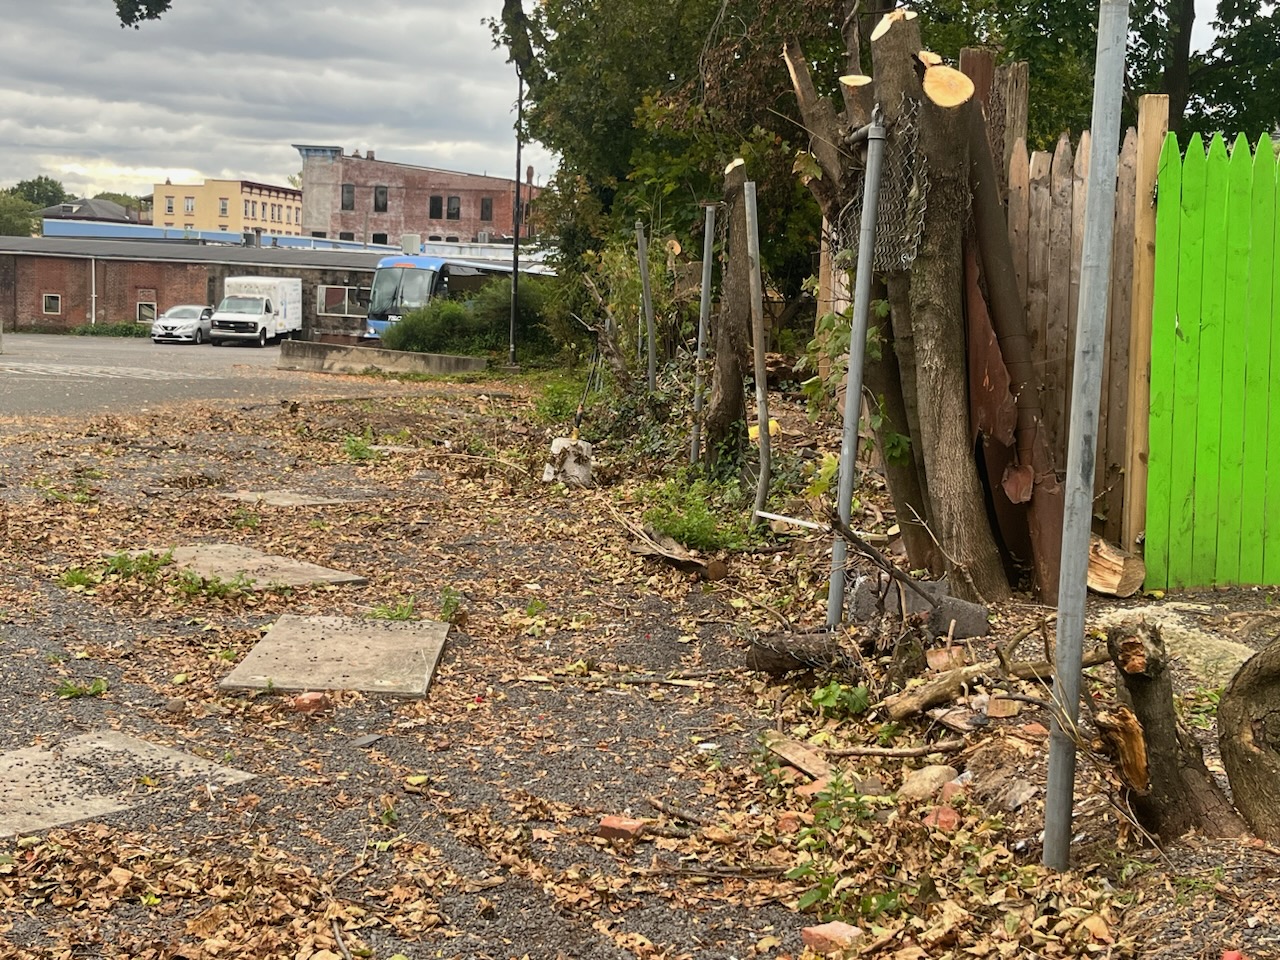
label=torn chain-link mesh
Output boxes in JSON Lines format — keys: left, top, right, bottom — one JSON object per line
{"left": 836, "top": 95, "right": 927, "bottom": 273}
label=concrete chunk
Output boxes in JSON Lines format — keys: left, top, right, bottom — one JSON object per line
{"left": 156, "top": 543, "right": 367, "bottom": 589}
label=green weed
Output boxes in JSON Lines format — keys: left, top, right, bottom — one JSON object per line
{"left": 438, "top": 586, "right": 463, "bottom": 624}
{"left": 58, "top": 567, "right": 98, "bottom": 589}
{"left": 810, "top": 681, "right": 870, "bottom": 720}
{"left": 56, "top": 677, "right": 109, "bottom": 699}
{"left": 231, "top": 508, "right": 260, "bottom": 530}
{"left": 371, "top": 597, "right": 418, "bottom": 621}
{"left": 343, "top": 434, "right": 381, "bottom": 461}
{"left": 640, "top": 472, "right": 754, "bottom": 552}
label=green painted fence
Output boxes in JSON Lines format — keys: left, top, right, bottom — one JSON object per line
{"left": 1146, "top": 131, "right": 1280, "bottom": 589}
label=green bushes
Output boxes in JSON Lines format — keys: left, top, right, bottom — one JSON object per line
{"left": 380, "top": 276, "right": 554, "bottom": 359}
{"left": 71, "top": 322, "right": 151, "bottom": 337}
{"left": 641, "top": 472, "right": 755, "bottom": 552}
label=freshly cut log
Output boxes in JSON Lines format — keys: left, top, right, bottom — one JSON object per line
{"left": 1087, "top": 535, "right": 1146, "bottom": 597}
{"left": 917, "top": 50, "right": 944, "bottom": 67}
{"left": 923, "top": 65, "right": 975, "bottom": 107}
{"left": 838, "top": 74, "right": 873, "bottom": 88}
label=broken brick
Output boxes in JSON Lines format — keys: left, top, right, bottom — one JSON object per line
{"left": 795, "top": 775, "right": 831, "bottom": 799}
{"left": 801, "top": 920, "right": 863, "bottom": 953}
{"left": 940, "top": 781, "right": 966, "bottom": 804}
{"left": 926, "top": 645, "right": 968, "bottom": 671}
{"left": 987, "top": 695, "right": 1021, "bottom": 718}
{"left": 289, "top": 692, "right": 330, "bottom": 713}
{"left": 597, "top": 815, "right": 646, "bottom": 841}
{"left": 1020, "top": 722, "right": 1051, "bottom": 739}
{"left": 924, "top": 805, "right": 962, "bottom": 832}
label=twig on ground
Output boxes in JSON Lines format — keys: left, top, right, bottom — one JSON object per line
{"left": 822, "top": 736, "right": 966, "bottom": 757}
{"left": 640, "top": 863, "right": 787, "bottom": 879}
{"left": 647, "top": 796, "right": 714, "bottom": 827}
{"left": 332, "top": 919, "right": 354, "bottom": 960}
{"left": 828, "top": 509, "right": 938, "bottom": 609}
{"left": 712, "top": 581, "right": 793, "bottom": 630}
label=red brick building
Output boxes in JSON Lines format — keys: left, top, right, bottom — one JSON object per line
{"left": 294, "top": 145, "right": 538, "bottom": 248}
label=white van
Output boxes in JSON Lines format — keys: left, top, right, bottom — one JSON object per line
{"left": 209, "top": 277, "right": 303, "bottom": 347}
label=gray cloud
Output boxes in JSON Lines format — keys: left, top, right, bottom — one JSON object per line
{"left": 0, "top": 0, "right": 553, "bottom": 197}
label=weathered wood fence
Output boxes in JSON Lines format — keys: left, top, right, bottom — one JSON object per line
{"left": 1143, "top": 130, "right": 1280, "bottom": 589}
{"left": 1004, "top": 95, "right": 1168, "bottom": 555}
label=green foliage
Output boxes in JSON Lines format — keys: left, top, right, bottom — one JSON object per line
{"left": 174, "top": 570, "right": 254, "bottom": 600}
{"left": 104, "top": 550, "right": 173, "bottom": 583}
{"left": 56, "top": 677, "right": 109, "bottom": 699}
{"left": 810, "top": 681, "right": 871, "bottom": 720}
{"left": 92, "top": 191, "right": 142, "bottom": 210}
{"left": 113, "top": 0, "right": 171, "bottom": 26}
{"left": 9, "top": 175, "right": 71, "bottom": 207}
{"left": 0, "top": 192, "right": 37, "bottom": 237}
{"left": 231, "top": 508, "right": 260, "bottom": 530}
{"left": 437, "top": 586, "right": 463, "bottom": 624}
{"left": 533, "top": 374, "right": 586, "bottom": 424}
{"left": 71, "top": 322, "right": 151, "bottom": 337}
{"left": 381, "top": 277, "right": 551, "bottom": 359}
{"left": 786, "top": 771, "right": 876, "bottom": 915}
{"left": 640, "top": 472, "right": 754, "bottom": 551}
{"left": 1176, "top": 685, "right": 1223, "bottom": 730}
{"left": 371, "top": 597, "right": 419, "bottom": 621}
{"left": 342, "top": 433, "right": 381, "bottom": 462}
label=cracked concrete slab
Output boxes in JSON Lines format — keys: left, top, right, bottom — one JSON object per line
{"left": 220, "top": 614, "right": 449, "bottom": 697}
{"left": 0, "top": 731, "right": 253, "bottom": 837}
{"left": 1093, "top": 605, "right": 1256, "bottom": 688}
{"left": 157, "top": 543, "right": 367, "bottom": 588}
{"left": 220, "top": 490, "right": 354, "bottom": 507}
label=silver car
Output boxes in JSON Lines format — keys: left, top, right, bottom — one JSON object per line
{"left": 152, "top": 304, "right": 213, "bottom": 344}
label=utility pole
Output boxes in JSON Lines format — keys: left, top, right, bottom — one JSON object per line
{"left": 1043, "top": 0, "right": 1130, "bottom": 871}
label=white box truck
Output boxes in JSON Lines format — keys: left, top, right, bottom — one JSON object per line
{"left": 209, "top": 277, "right": 303, "bottom": 347}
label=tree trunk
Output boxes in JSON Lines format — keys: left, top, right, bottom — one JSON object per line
{"left": 1219, "top": 639, "right": 1280, "bottom": 841}
{"left": 864, "top": 290, "right": 940, "bottom": 574}
{"left": 1163, "top": 0, "right": 1196, "bottom": 134}
{"left": 705, "top": 161, "right": 751, "bottom": 468}
{"left": 908, "top": 78, "right": 1010, "bottom": 604}
{"left": 1107, "top": 621, "right": 1248, "bottom": 839}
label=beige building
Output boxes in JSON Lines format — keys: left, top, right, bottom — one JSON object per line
{"left": 150, "top": 178, "right": 303, "bottom": 238}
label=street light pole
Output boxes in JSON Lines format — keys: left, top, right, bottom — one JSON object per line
{"left": 509, "top": 71, "right": 523, "bottom": 367}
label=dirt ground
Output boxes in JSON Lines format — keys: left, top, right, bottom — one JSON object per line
{"left": 0, "top": 376, "right": 1276, "bottom": 960}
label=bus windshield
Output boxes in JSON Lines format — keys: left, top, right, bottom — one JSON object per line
{"left": 367, "top": 267, "right": 437, "bottom": 318}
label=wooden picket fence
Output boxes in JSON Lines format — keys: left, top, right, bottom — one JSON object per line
{"left": 1004, "top": 98, "right": 1167, "bottom": 551}
{"left": 1143, "top": 130, "right": 1280, "bottom": 589}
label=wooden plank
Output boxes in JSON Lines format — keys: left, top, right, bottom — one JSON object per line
{"left": 1168, "top": 134, "right": 1208, "bottom": 588}
{"left": 1008, "top": 138, "right": 1030, "bottom": 309}
{"left": 1102, "top": 128, "right": 1138, "bottom": 544}
{"left": 1046, "top": 134, "right": 1075, "bottom": 467}
{"left": 1244, "top": 136, "right": 1275, "bottom": 583}
{"left": 1217, "top": 134, "right": 1253, "bottom": 584}
{"left": 761, "top": 730, "right": 833, "bottom": 780}
{"left": 1124, "top": 94, "right": 1170, "bottom": 554}
{"left": 1259, "top": 144, "right": 1280, "bottom": 586}
{"left": 1190, "top": 134, "right": 1229, "bottom": 588}
{"left": 1002, "top": 62, "right": 1030, "bottom": 188}
{"left": 1027, "top": 150, "right": 1053, "bottom": 381}
{"left": 1145, "top": 131, "right": 1184, "bottom": 589}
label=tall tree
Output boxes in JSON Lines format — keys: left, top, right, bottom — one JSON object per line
{"left": 10, "top": 176, "right": 72, "bottom": 208}
{"left": 114, "top": 0, "right": 170, "bottom": 26}
{"left": 0, "top": 193, "right": 38, "bottom": 236}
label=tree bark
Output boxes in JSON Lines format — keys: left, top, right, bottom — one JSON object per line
{"left": 1107, "top": 622, "right": 1248, "bottom": 840}
{"left": 705, "top": 161, "right": 751, "bottom": 468}
{"left": 1163, "top": 0, "right": 1197, "bottom": 134}
{"left": 909, "top": 88, "right": 1010, "bottom": 603}
{"left": 1219, "top": 639, "right": 1280, "bottom": 841}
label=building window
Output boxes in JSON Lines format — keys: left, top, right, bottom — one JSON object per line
{"left": 373, "top": 186, "right": 388, "bottom": 212}
{"left": 446, "top": 196, "right": 461, "bottom": 220}
{"left": 184, "top": 223, "right": 194, "bottom": 230}
{"left": 244, "top": 200, "right": 251, "bottom": 217}
{"left": 137, "top": 301, "right": 157, "bottom": 323}
{"left": 429, "top": 195, "right": 443, "bottom": 219}
{"left": 311, "top": 231, "right": 327, "bottom": 238}
{"left": 341, "top": 183, "right": 355, "bottom": 211}
{"left": 219, "top": 225, "right": 228, "bottom": 231}
{"left": 372, "top": 232, "right": 388, "bottom": 245}
{"left": 42, "top": 294, "right": 61, "bottom": 315}
{"left": 317, "top": 285, "right": 367, "bottom": 317}
{"left": 165, "top": 196, "right": 174, "bottom": 215}
{"left": 445, "top": 235, "right": 459, "bottom": 243}
{"left": 480, "top": 197, "right": 493, "bottom": 222}
{"left": 184, "top": 196, "right": 194, "bottom": 214}
{"left": 427, "top": 235, "right": 442, "bottom": 242}
{"left": 339, "top": 231, "right": 354, "bottom": 241}
{"left": 286, "top": 208, "right": 292, "bottom": 224}
{"left": 219, "top": 198, "right": 229, "bottom": 217}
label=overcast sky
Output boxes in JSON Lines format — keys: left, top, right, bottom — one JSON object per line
{"left": 0, "top": 0, "right": 556, "bottom": 199}
{"left": 0, "top": 1, "right": 1224, "bottom": 201}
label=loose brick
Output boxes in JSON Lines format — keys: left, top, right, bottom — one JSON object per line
{"left": 924, "top": 805, "right": 962, "bottom": 831}
{"left": 795, "top": 775, "right": 831, "bottom": 799}
{"left": 801, "top": 920, "right": 863, "bottom": 953}
{"left": 987, "top": 695, "right": 1022, "bottom": 718}
{"left": 597, "top": 815, "right": 646, "bottom": 841}
{"left": 1020, "top": 722, "right": 1051, "bottom": 739}
{"left": 926, "top": 645, "right": 968, "bottom": 671}
{"left": 940, "top": 780, "right": 966, "bottom": 804}
{"left": 290, "top": 692, "right": 331, "bottom": 713}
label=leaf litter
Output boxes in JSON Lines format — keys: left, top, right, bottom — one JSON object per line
{"left": 0, "top": 379, "right": 1275, "bottom": 959}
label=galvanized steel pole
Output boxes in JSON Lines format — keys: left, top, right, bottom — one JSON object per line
{"left": 636, "top": 221, "right": 657, "bottom": 392}
{"left": 509, "top": 72, "right": 523, "bottom": 367}
{"left": 691, "top": 203, "right": 717, "bottom": 464}
{"left": 744, "top": 182, "right": 771, "bottom": 528}
{"left": 1043, "top": 0, "right": 1130, "bottom": 871}
{"left": 826, "top": 113, "right": 887, "bottom": 628}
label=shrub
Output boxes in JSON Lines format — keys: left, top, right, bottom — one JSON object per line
{"left": 71, "top": 322, "right": 150, "bottom": 337}
{"left": 641, "top": 473, "right": 754, "bottom": 551}
{"left": 379, "top": 277, "right": 553, "bottom": 359}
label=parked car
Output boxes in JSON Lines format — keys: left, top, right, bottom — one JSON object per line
{"left": 152, "top": 304, "right": 213, "bottom": 344}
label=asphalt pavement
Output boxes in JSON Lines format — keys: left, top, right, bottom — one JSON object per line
{"left": 0, "top": 334, "right": 385, "bottom": 417}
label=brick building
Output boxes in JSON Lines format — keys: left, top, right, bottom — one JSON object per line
{"left": 294, "top": 145, "right": 538, "bottom": 248}
{"left": 0, "top": 237, "right": 384, "bottom": 339}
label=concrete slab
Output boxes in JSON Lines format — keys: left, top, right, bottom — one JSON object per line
{"left": 1093, "top": 606, "right": 1255, "bottom": 688}
{"left": 159, "top": 543, "right": 367, "bottom": 588}
{"left": 220, "top": 614, "right": 449, "bottom": 697}
{"left": 0, "top": 731, "right": 253, "bottom": 837}
{"left": 220, "top": 490, "right": 353, "bottom": 507}
{"left": 278, "top": 340, "right": 486, "bottom": 376}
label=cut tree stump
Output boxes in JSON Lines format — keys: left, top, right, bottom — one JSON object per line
{"left": 1219, "top": 638, "right": 1280, "bottom": 841}
{"left": 1106, "top": 621, "right": 1247, "bottom": 839}
{"left": 1087, "top": 535, "right": 1146, "bottom": 597}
